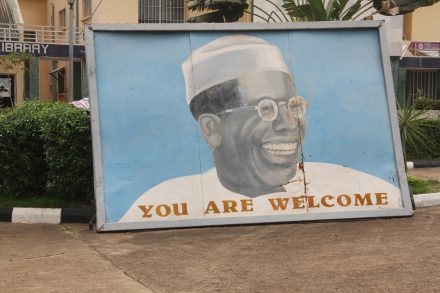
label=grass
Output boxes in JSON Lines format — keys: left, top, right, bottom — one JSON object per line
{"left": 408, "top": 175, "right": 440, "bottom": 195}
{"left": 0, "top": 193, "right": 90, "bottom": 208}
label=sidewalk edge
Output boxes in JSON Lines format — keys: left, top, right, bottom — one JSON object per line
{"left": 413, "top": 193, "right": 440, "bottom": 208}
{"left": 0, "top": 207, "right": 91, "bottom": 223}
{"left": 407, "top": 161, "right": 440, "bottom": 169}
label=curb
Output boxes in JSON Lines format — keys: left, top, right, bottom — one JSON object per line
{"left": 406, "top": 160, "right": 440, "bottom": 169}
{"left": 0, "top": 207, "right": 91, "bottom": 224}
{"left": 413, "top": 193, "right": 440, "bottom": 208}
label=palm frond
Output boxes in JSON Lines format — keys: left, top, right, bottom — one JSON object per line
{"left": 397, "top": 97, "right": 439, "bottom": 159}
{"left": 282, "top": 0, "right": 369, "bottom": 21}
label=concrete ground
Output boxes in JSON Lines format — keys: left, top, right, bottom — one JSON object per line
{"left": 1, "top": 206, "right": 440, "bottom": 292}
{"left": 0, "top": 223, "right": 149, "bottom": 293}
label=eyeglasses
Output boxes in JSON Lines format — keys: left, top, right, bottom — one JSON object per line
{"left": 217, "top": 96, "right": 307, "bottom": 122}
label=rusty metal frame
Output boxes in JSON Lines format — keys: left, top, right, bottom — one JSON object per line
{"left": 85, "top": 21, "right": 413, "bottom": 232}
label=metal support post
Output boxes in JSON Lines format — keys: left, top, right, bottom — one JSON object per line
{"left": 68, "top": 0, "right": 75, "bottom": 102}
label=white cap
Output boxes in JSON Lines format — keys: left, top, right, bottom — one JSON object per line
{"left": 182, "top": 35, "right": 291, "bottom": 105}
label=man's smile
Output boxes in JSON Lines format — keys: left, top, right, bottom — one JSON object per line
{"left": 259, "top": 135, "right": 301, "bottom": 166}
{"left": 262, "top": 142, "right": 297, "bottom": 155}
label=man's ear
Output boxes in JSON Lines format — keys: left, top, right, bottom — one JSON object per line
{"left": 198, "top": 114, "right": 222, "bottom": 149}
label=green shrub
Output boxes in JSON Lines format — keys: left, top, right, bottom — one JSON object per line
{"left": 0, "top": 101, "right": 93, "bottom": 204}
{"left": 414, "top": 98, "right": 440, "bottom": 110}
{"left": 0, "top": 102, "right": 54, "bottom": 197}
{"left": 406, "top": 119, "right": 440, "bottom": 160}
{"left": 407, "top": 175, "right": 421, "bottom": 185}
{"left": 407, "top": 175, "right": 440, "bottom": 195}
{"left": 40, "top": 103, "right": 93, "bottom": 203}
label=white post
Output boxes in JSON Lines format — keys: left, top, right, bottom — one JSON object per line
{"left": 68, "top": 0, "right": 75, "bottom": 102}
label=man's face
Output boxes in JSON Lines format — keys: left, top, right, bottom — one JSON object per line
{"left": 211, "top": 71, "right": 307, "bottom": 196}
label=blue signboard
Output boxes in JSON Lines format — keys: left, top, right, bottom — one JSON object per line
{"left": 86, "top": 22, "right": 413, "bottom": 231}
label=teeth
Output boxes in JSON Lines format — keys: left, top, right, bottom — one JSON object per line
{"left": 263, "top": 143, "right": 297, "bottom": 155}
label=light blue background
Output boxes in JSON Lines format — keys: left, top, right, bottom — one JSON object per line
{"left": 93, "top": 29, "right": 400, "bottom": 223}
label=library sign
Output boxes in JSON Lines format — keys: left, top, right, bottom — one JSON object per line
{"left": 0, "top": 41, "right": 85, "bottom": 58}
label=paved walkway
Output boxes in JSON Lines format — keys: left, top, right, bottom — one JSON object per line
{"left": 0, "top": 223, "right": 150, "bottom": 292}
{"left": 1, "top": 206, "right": 440, "bottom": 292}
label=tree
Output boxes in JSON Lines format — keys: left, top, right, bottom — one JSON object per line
{"left": 283, "top": 0, "right": 440, "bottom": 21}
{"left": 397, "top": 96, "right": 440, "bottom": 163}
{"left": 0, "top": 52, "right": 31, "bottom": 75}
{"left": 188, "top": 0, "right": 373, "bottom": 22}
{"left": 187, "top": 0, "right": 249, "bottom": 22}
{"left": 373, "top": 0, "right": 440, "bottom": 16}
{"left": 189, "top": 0, "right": 440, "bottom": 23}
{"left": 282, "top": 0, "right": 367, "bottom": 21}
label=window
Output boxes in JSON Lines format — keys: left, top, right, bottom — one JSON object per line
{"left": 59, "top": 8, "right": 66, "bottom": 27}
{"left": 0, "top": 76, "right": 14, "bottom": 108}
{"left": 23, "top": 30, "right": 36, "bottom": 42}
{"left": 0, "top": 25, "right": 19, "bottom": 42}
{"left": 139, "top": 0, "right": 184, "bottom": 23}
{"left": 83, "top": 0, "right": 92, "bottom": 18}
{"left": 58, "top": 68, "right": 65, "bottom": 94}
{"left": 406, "top": 69, "right": 439, "bottom": 101}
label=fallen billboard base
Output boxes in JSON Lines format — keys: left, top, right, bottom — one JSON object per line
{"left": 85, "top": 22, "right": 413, "bottom": 231}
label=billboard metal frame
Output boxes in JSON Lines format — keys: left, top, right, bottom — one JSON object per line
{"left": 85, "top": 21, "right": 413, "bottom": 232}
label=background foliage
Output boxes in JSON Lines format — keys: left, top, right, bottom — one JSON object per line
{"left": 0, "top": 101, "right": 93, "bottom": 203}
{"left": 40, "top": 103, "right": 94, "bottom": 202}
{"left": 406, "top": 119, "right": 440, "bottom": 160}
{"left": 0, "top": 52, "right": 31, "bottom": 74}
{"left": 189, "top": 0, "right": 440, "bottom": 23}
{"left": 397, "top": 94, "right": 440, "bottom": 162}
{"left": 187, "top": 0, "right": 249, "bottom": 22}
{"left": 0, "top": 102, "right": 52, "bottom": 197}
{"left": 414, "top": 98, "right": 440, "bottom": 110}
{"left": 282, "top": 0, "right": 365, "bottom": 21}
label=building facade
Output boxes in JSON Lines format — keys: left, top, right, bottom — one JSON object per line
{"left": 400, "top": 2, "right": 440, "bottom": 103}
{"left": 0, "top": 0, "right": 198, "bottom": 107}
{"left": 0, "top": 0, "right": 438, "bottom": 108}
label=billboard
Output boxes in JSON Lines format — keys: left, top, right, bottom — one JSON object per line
{"left": 86, "top": 22, "right": 413, "bottom": 231}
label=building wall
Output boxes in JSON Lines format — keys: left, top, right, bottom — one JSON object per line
{"left": 400, "top": 2, "right": 440, "bottom": 103}
{"left": 405, "top": 1, "right": 440, "bottom": 41}
{"left": 86, "top": 0, "right": 138, "bottom": 24}
{"left": 7, "top": 0, "right": 46, "bottom": 103}
{"left": 20, "top": 0, "right": 66, "bottom": 102}
{"left": 43, "top": 0, "right": 93, "bottom": 101}
{"left": 46, "top": 0, "right": 69, "bottom": 28}
{"left": 6, "top": 0, "right": 139, "bottom": 105}
{"left": 16, "top": 71, "right": 24, "bottom": 104}
{"left": 39, "top": 60, "right": 52, "bottom": 101}
{"left": 403, "top": 14, "right": 412, "bottom": 40}
{"left": 46, "top": 0, "right": 138, "bottom": 28}
{"left": 18, "top": 0, "right": 47, "bottom": 25}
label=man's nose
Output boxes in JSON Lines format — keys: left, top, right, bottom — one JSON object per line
{"left": 272, "top": 106, "right": 299, "bottom": 132}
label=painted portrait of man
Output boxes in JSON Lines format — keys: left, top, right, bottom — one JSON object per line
{"left": 184, "top": 35, "right": 307, "bottom": 197}
{"left": 119, "top": 34, "right": 404, "bottom": 223}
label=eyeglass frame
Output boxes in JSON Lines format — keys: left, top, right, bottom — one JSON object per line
{"left": 216, "top": 96, "right": 307, "bottom": 122}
